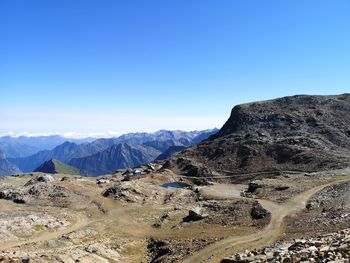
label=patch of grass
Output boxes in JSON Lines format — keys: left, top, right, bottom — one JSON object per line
{"left": 52, "top": 159, "right": 82, "bottom": 175}
{"left": 34, "top": 224, "right": 45, "bottom": 231}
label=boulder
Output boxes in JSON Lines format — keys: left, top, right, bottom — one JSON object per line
{"left": 97, "top": 179, "right": 110, "bottom": 185}
{"left": 183, "top": 207, "right": 208, "bottom": 222}
{"left": 288, "top": 241, "right": 307, "bottom": 251}
{"left": 25, "top": 174, "right": 55, "bottom": 186}
{"left": 250, "top": 205, "right": 269, "bottom": 219}
{"left": 102, "top": 185, "right": 124, "bottom": 198}
{"left": 0, "top": 189, "right": 25, "bottom": 204}
{"left": 27, "top": 184, "right": 69, "bottom": 198}
{"left": 247, "top": 182, "right": 263, "bottom": 193}
{"left": 37, "top": 174, "right": 55, "bottom": 183}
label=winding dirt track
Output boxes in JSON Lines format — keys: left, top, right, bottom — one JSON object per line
{"left": 0, "top": 179, "right": 150, "bottom": 251}
{"left": 0, "top": 213, "right": 90, "bottom": 250}
{"left": 182, "top": 178, "right": 350, "bottom": 263}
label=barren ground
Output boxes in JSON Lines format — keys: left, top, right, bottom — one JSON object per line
{"left": 0, "top": 168, "right": 349, "bottom": 263}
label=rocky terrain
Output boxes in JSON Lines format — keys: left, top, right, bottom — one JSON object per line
{"left": 0, "top": 166, "right": 347, "bottom": 263}
{"left": 221, "top": 229, "right": 350, "bottom": 263}
{"left": 283, "top": 180, "right": 350, "bottom": 239}
{"left": 167, "top": 94, "right": 350, "bottom": 181}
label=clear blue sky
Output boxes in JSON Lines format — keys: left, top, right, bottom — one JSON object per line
{"left": 1, "top": 0, "right": 349, "bottom": 137}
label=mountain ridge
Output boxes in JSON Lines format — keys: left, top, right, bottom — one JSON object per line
{"left": 34, "top": 159, "right": 83, "bottom": 175}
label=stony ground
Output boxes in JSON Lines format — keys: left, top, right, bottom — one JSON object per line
{"left": 222, "top": 229, "right": 350, "bottom": 263}
{"left": 284, "top": 180, "right": 350, "bottom": 240}
{"left": 0, "top": 167, "right": 348, "bottom": 263}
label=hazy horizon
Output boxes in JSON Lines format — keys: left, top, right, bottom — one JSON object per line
{"left": 1, "top": 1, "right": 349, "bottom": 135}
{"left": 0, "top": 127, "right": 219, "bottom": 139}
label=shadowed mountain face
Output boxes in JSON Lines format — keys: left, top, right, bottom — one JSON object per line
{"left": 166, "top": 94, "right": 350, "bottom": 179}
{"left": 0, "top": 150, "right": 21, "bottom": 176}
{"left": 155, "top": 146, "right": 187, "bottom": 161}
{"left": 69, "top": 143, "right": 159, "bottom": 176}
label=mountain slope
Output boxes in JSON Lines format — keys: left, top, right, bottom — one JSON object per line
{"left": 191, "top": 129, "right": 219, "bottom": 144}
{"left": 34, "top": 159, "right": 82, "bottom": 175}
{"left": 155, "top": 146, "right": 187, "bottom": 161}
{"left": 142, "top": 139, "right": 186, "bottom": 152}
{"left": 167, "top": 94, "right": 350, "bottom": 179}
{"left": 69, "top": 143, "right": 160, "bottom": 176}
{"left": 0, "top": 150, "right": 21, "bottom": 176}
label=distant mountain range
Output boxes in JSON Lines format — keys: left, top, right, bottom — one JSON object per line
{"left": 0, "top": 135, "right": 94, "bottom": 158}
{"left": 1, "top": 129, "right": 218, "bottom": 176}
{"left": 9, "top": 140, "right": 114, "bottom": 172}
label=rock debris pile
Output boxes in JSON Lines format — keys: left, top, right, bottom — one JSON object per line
{"left": 222, "top": 229, "right": 350, "bottom": 263}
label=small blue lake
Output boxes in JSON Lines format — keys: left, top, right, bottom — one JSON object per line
{"left": 161, "top": 182, "right": 190, "bottom": 189}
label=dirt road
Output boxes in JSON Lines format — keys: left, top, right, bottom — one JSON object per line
{"left": 0, "top": 179, "right": 150, "bottom": 251}
{"left": 182, "top": 178, "right": 350, "bottom": 263}
{"left": 0, "top": 212, "right": 90, "bottom": 250}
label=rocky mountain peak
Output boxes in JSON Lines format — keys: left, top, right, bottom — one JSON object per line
{"left": 167, "top": 94, "right": 350, "bottom": 180}
{"left": 214, "top": 94, "right": 350, "bottom": 140}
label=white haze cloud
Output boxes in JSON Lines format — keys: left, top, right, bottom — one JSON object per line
{"left": 0, "top": 131, "right": 122, "bottom": 139}
{"left": 0, "top": 111, "right": 225, "bottom": 138}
